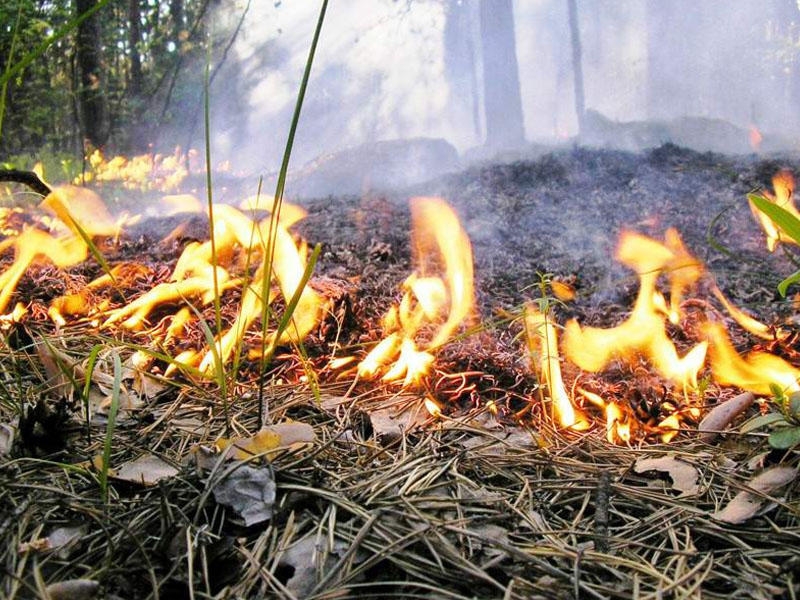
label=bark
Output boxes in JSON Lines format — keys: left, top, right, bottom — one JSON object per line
{"left": 75, "top": 0, "right": 110, "bottom": 150}
{"left": 444, "top": 0, "right": 481, "bottom": 140}
{"left": 567, "top": 0, "right": 586, "bottom": 137}
{"left": 128, "top": 0, "right": 143, "bottom": 98}
{"left": 478, "top": 0, "right": 525, "bottom": 150}
{"left": 170, "top": 0, "right": 184, "bottom": 49}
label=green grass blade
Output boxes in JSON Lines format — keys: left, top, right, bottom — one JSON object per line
{"left": 99, "top": 352, "right": 122, "bottom": 506}
{"left": 81, "top": 344, "right": 103, "bottom": 443}
{"left": 749, "top": 193, "right": 800, "bottom": 245}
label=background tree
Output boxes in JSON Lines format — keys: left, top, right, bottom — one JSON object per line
{"left": 478, "top": 0, "right": 525, "bottom": 151}
{"left": 567, "top": 0, "right": 586, "bottom": 138}
{"left": 75, "top": 0, "right": 110, "bottom": 150}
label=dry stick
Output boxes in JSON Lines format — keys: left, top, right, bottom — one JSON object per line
{"left": 0, "top": 169, "right": 52, "bottom": 197}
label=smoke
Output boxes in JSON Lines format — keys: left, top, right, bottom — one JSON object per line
{"left": 201, "top": 0, "right": 800, "bottom": 188}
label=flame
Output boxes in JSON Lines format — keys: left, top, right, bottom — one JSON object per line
{"left": 749, "top": 125, "right": 763, "bottom": 152}
{"left": 357, "top": 197, "right": 474, "bottom": 387}
{"left": 702, "top": 322, "right": 800, "bottom": 395}
{"left": 78, "top": 148, "right": 189, "bottom": 192}
{"left": 711, "top": 285, "right": 787, "bottom": 340}
{"left": 749, "top": 169, "right": 799, "bottom": 252}
{"left": 96, "top": 201, "right": 320, "bottom": 372}
{"left": 563, "top": 230, "right": 707, "bottom": 390}
{"left": 525, "top": 305, "right": 589, "bottom": 431}
{"left": 0, "top": 185, "right": 121, "bottom": 315}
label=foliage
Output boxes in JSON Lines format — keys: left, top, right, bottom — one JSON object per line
{"left": 741, "top": 384, "right": 800, "bottom": 450}
{"left": 0, "top": 0, "right": 231, "bottom": 158}
{"left": 749, "top": 192, "right": 800, "bottom": 295}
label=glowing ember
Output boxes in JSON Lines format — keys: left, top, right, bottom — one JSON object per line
{"left": 749, "top": 169, "right": 799, "bottom": 252}
{"left": 525, "top": 305, "right": 589, "bottom": 431}
{"left": 563, "top": 229, "right": 707, "bottom": 390}
{"left": 357, "top": 197, "right": 474, "bottom": 387}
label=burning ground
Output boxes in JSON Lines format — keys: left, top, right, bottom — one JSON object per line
{"left": 1, "top": 144, "right": 800, "bottom": 598}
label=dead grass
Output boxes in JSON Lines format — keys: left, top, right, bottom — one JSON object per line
{"left": 1, "top": 334, "right": 799, "bottom": 600}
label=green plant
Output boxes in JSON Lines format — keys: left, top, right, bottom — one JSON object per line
{"left": 741, "top": 384, "right": 800, "bottom": 449}
{"left": 749, "top": 192, "right": 800, "bottom": 295}
{"left": 98, "top": 351, "right": 122, "bottom": 506}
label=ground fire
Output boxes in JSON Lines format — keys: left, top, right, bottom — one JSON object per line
{"left": 0, "top": 168, "right": 797, "bottom": 445}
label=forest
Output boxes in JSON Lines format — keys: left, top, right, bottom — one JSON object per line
{"left": 3, "top": 0, "right": 800, "bottom": 175}
{"left": 2, "top": 2, "right": 800, "bottom": 599}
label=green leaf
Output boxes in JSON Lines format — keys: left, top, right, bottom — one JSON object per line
{"left": 790, "top": 393, "right": 800, "bottom": 417}
{"left": 778, "top": 269, "right": 800, "bottom": 298}
{"left": 768, "top": 426, "right": 800, "bottom": 449}
{"left": 740, "top": 412, "right": 787, "bottom": 433}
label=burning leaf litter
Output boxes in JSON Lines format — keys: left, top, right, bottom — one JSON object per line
{"left": 1, "top": 147, "right": 800, "bottom": 597}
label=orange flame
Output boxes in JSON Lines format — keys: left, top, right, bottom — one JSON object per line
{"left": 749, "top": 169, "right": 798, "bottom": 252}
{"left": 78, "top": 148, "right": 189, "bottom": 192}
{"left": 525, "top": 305, "right": 589, "bottom": 431}
{"left": 702, "top": 322, "right": 799, "bottom": 395}
{"left": 357, "top": 197, "right": 474, "bottom": 387}
{"left": 749, "top": 125, "right": 763, "bottom": 152}
{"left": 563, "top": 229, "right": 707, "bottom": 390}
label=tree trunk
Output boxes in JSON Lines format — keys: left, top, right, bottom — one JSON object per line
{"left": 170, "top": 0, "right": 184, "bottom": 50}
{"left": 444, "top": 0, "right": 481, "bottom": 142}
{"left": 567, "top": 0, "right": 586, "bottom": 138}
{"left": 128, "top": 0, "right": 143, "bottom": 98}
{"left": 75, "top": 0, "right": 110, "bottom": 150}
{"left": 478, "top": 0, "right": 525, "bottom": 150}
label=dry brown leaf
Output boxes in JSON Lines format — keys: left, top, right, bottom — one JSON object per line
{"left": 633, "top": 454, "right": 701, "bottom": 496}
{"left": 217, "top": 422, "right": 316, "bottom": 460}
{"left": 0, "top": 423, "right": 13, "bottom": 456}
{"left": 19, "top": 525, "right": 85, "bottom": 557}
{"left": 44, "top": 578, "right": 100, "bottom": 600}
{"left": 713, "top": 466, "right": 797, "bottom": 524}
{"left": 113, "top": 454, "right": 179, "bottom": 486}
{"left": 212, "top": 465, "right": 276, "bottom": 526}
{"left": 698, "top": 392, "right": 755, "bottom": 442}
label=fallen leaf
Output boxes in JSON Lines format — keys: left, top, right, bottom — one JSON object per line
{"left": 280, "top": 535, "right": 352, "bottom": 597}
{"left": 633, "top": 454, "right": 700, "bottom": 496}
{"left": 212, "top": 464, "right": 276, "bottom": 526}
{"left": 19, "top": 525, "right": 85, "bottom": 557}
{"left": 0, "top": 423, "right": 14, "bottom": 456}
{"left": 217, "top": 422, "right": 315, "bottom": 460}
{"left": 713, "top": 466, "right": 797, "bottom": 524}
{"left": 368, "top": 403, "right": 427, "bottom": 443}
{"left": 113, "top": 454, "right": 179, "bottom": 486}
{"left": 698, "top": 392, "right": 755, "bottom": 442}
{"left": 44, "top": 578, "right": 100, "bottom": 600}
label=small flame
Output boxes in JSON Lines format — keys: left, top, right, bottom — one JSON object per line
{"left": 563, "top": 230, "right": 706, "bottom": 390}
{"left": 749, "top": 169, "right": 799, "bottom": 252}
{"left": 525, "top": 305, "right": 589, "bottom": 431}
{"left": 78, "top": 148, "right": 189, "bottom": 192}
{"left": 702, "top": 322, "right": 800, "bottom": 395}
{"left": 749, "top": 125, "right": 763, "bottom": 152}
{"left": 357, "top": 197, "right": 474, "bottom": 386}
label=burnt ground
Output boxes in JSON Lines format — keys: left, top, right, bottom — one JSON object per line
{"left": 298, "top": 143, "right": 797, "bottom": 320}
{"left": 2, "top": 144, "right": 800, "bottom": 599}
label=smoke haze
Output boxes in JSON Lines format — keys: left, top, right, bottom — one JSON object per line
{"left": 203, "top": 0, "right": 800, "bottom": 187}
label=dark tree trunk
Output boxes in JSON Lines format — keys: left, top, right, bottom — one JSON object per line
{"left": 444, "top": 0, "right": 481, "bottom": 140}
{"left": 75, "top": 0, "right": 110, "bottom": 150}
{"left": 128, "top": 0, "right": 143, "bottom": 98}
{"left": 170, "top": 0, "right": 184, "bottom": 48}
{"left": 478, "top": 0, "right": 525, "bottom": 150}
{"left": 567, "top": 0, "right": 586, "bottom": 137}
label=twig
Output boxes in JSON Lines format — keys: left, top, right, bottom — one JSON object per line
{"left": 0, "top": 169, "right": 52, "bottom": 197}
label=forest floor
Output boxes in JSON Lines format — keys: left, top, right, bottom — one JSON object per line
{"left": 1, "top": 144, "right": 799, "bottom": 599}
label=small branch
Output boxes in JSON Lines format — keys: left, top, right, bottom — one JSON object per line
{"left": 0, "top": 169, "right": 52, "bottom": 197}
